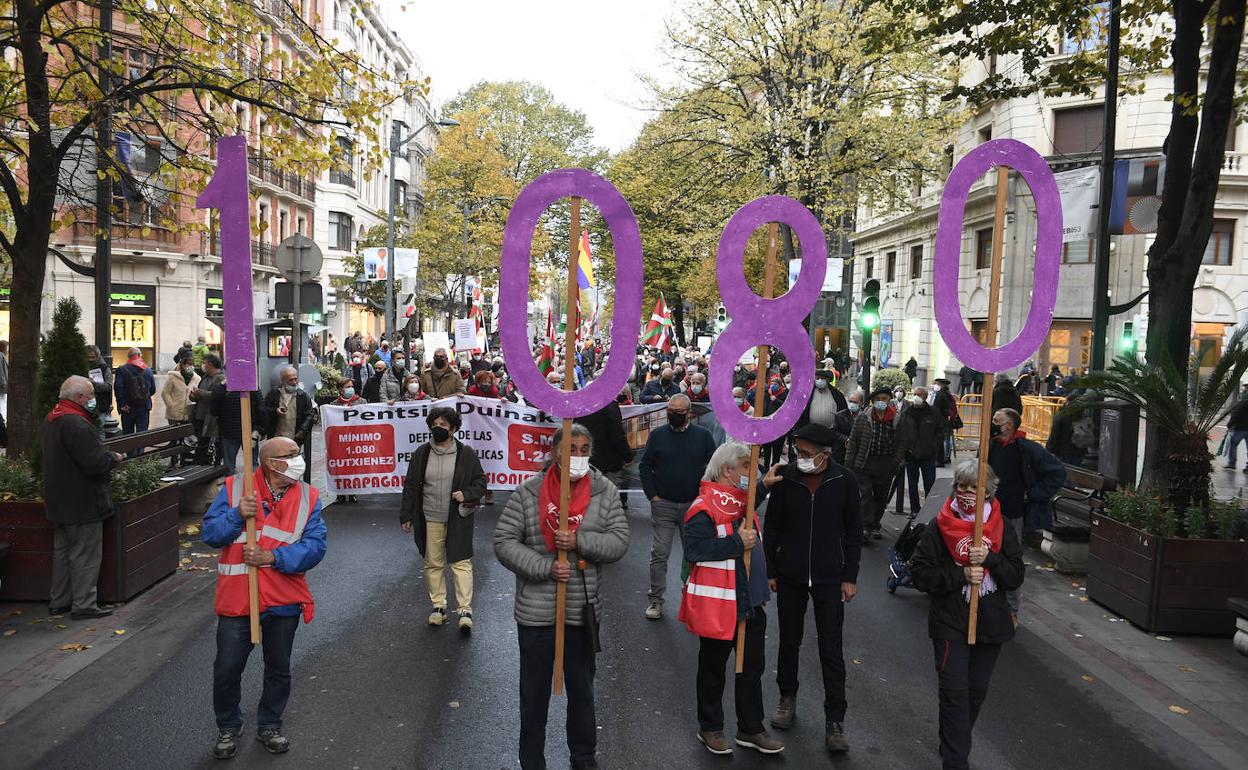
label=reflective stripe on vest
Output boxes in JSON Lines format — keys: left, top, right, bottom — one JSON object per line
{"left": 227, "top": 474, "right": 312, "bottom": 546}
{"left": 684, "top": 583, "right": 736, "bottom": 601}
{"left": 679, "top": 495, "right": 743, "bottom": 641}
{"left": 218, "top": 562, "right": 249, "bottom": 576}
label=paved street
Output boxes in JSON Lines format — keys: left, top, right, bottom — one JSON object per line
{"left": 4, "top": 484, "right": 1243, "bottom": 770}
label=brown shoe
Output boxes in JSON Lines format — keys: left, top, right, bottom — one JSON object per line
{"left": 736, "top": 730, "right": 784, "bottom": 754}
{"left": 697, "top": 730, "right": 732, "bottom": 755}
{"left": 770, "top": 696, "right": 796, "bottom": 730}
{"left": 825, "top": 721, "right": 849, "bottom": 753}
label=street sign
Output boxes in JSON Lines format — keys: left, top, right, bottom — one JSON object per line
{"left": 275, "top": 234, "right": 323, "bottom": 281}
{"left": 275, "top": 282, "right": 322, "bottom": 314}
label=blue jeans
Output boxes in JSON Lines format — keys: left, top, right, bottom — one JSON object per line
{"left": 213, "top": 614, "right": 299, "bottom": 731}
{"left": 220, "top": 438, "right": 258, "bottom": 476}
{"left": 906, "top": 459, "right": 937, "bottom": 515}
{"left": 1228, "top": 430, "right": 1248, "bottom": 467}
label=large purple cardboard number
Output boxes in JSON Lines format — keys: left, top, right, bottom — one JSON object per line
{"left": 196, "top": 136, "right": 257, "bottom": 391}
{"left": 499, "top": 169, "right": 643, "bottom": 417}
{"left": 934, "top": 139, "right": 1061, "bottom": 372}
{"left": 709, "top": 197, "right": 826, "bottom": 445}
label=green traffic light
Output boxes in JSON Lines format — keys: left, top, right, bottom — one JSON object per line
{"left": 861, "top": 312, "right": 879, "bottom": 331}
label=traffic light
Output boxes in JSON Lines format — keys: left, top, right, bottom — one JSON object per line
{"left": 324, "top": 285, "right": 338, "bottom": 317}
{"left": 715, "top": 304, "right": 727, "bottom": 332}
{"left": 860, "top": 279, "right": 880, "bottom": 331}
{"left": 1121, "top": 321, "right": 1135, "bottom": 355}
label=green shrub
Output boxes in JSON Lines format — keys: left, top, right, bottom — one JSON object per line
{"left": 110, "top": 458, "right": 167, "bottom": 502}
{"left": 35, "top": 298, "right": 90, "bottom": 424}
{"left": 0, "top": 457, "right": 41, "bottom": 501}
{"left": 871, "top": 367, "right": 912, "bottom": 394}
{"left": 1181, "top": 505, "right": 1210, "bottom": 540}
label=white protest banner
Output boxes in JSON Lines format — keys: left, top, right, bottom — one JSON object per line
{"left": 320, "top": 398, "right": 671, "bottom": 493}
{"left": 454, "top": 318, "right": 477, "bottom": 350}
{"left": 423, "top": 331, "right": 450, "bottom": 355}
{"left": 1054, "top": 166, "right": 1100, "bottom": 243}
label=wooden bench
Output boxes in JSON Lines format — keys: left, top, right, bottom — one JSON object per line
{"left": 1230, "top": 598, "right": 1248, "bottom": 657}
{"left": 104, "top": 423, "right": 227, "bottom": 489}
{"left": 1042, "top": 465, "right": 1116, "bottom": 574}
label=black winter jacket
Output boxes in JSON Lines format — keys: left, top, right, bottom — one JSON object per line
{"left": 210, "top": 386, "right": 267, "bottom": 441}
{"left": 41, "top": 408, "right": 120, "bottom": 525}
{"left": 262, "top": 387, "right": 317, "bottom": 441}
{"left": 991, "top": 382, "right": 1024, "bottom": 417}
{"left": 399, "top": 440, "right": 488, "bottom": 563}
{"left": 910, "top": 514, "right": 1025, "bottom": 644}
{"left": 578, "top": 401, "right": 633, "bottom": 473}
{"left": 762, "top": 461, "right": 863, "bottom": 585}
{"left": 900, "top": 402, "right": 946, "bottom": 462}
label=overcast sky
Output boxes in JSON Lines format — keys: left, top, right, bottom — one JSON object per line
{"left": 392, "top": 0, "right": 681, "bottom": 153}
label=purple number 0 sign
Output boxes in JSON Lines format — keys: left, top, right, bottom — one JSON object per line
{"left": 196, "top": 136, "right": 258, "bottom": 391}
{"left": 934, "top": 139, "right": 1062, "bottom": 372}
{"left": 498, "top": 169, "right": 643, "bottom": 417}
{"left": 709, "top": 196, "right": 826, "bottom": 445}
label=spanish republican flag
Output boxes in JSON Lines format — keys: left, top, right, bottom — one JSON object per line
{"left": 640, "top": 294, "right": 673, "bottom": 351}
{"left": 577, "top": 230, "right": 595, "bottom": 290}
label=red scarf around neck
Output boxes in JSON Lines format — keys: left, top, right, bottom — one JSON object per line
{"left": 936, "top": 497, "right": 1004, "bottom": 566}
{"left": 994, "top": 429, "right": 1028, "bottom": 446}
{"left": 538, "top": 465, "right": 591, "bottom": 553}
{"left": 48, "top": 399, "right": 92, "bottom": 424}
{"left": 127, "top": 355, "right": 148, "bottom": 370}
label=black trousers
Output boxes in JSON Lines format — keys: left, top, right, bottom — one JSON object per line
{"left": 776, "top": 582, "right": 847, "bottom": 722}
{"left": 932, "top": 638, "right": 1001, "bottom": 770}
{"left": 858, "top": 456, "right": 898, "bottom": 529}
{"left": 696, "top": 607, "right": 766, "bottom": 734}
{"left": 518, "top": 624, "right": 597, "bottom": 770}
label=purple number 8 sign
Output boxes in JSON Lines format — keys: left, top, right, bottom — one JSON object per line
{"left": 708, "top": 196, "right": 826, "bottom": 445}
{"left": 498, "top": 168, "right": 643, "bottom": 418}
{"left": 934, "top": 139, "right": 1062, "bottom": 372}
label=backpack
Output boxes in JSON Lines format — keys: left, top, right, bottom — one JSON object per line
{"left": 123, "top": 364, "right": 150, "bottom": 406}
{"left": 894, "top": 520, "right": 927, "bottom": 562}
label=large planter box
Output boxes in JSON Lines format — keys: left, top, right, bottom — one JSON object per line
{"left": 0, "top": 483, "right": 180, "bottom": 603}
{"left": 1088, "top": 514, "right": 1248, "bottom": 635}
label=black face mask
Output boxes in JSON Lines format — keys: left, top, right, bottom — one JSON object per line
{"left": 434, "top": 356, "right": 447, "bottom": 369}
{"left": 430, "top": 426, "right": 451, "bottom": 443}
{"left": 667, "top": 411, "right": 687, "bottom": 428}
{"left": 616, "top": 393, "right": 628, "bottom": 404}
{"left": 990, "top": 423, "right": 1002, "bottom": 438}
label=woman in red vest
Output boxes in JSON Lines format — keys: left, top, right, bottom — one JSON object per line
{"left": 680, "top": 441, "right": 783, "bottom": 756}
{"left": 201, "top": 436, "right": 328, "bottom": 760}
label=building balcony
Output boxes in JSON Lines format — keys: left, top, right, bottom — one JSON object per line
{"left": 197, "top": 232, "right": 277, "bottom": 269}
{"left": 1224, "top": 152, "right": 1247, "bottom": 177}
{"left": 63, "top": 219, "right": 182, "bottom": 254}
{"left": 393, "top": 157, "right": 411, "bottom": 186}
{"left": 248, "top": 156, "right": 317, "bottom": 200}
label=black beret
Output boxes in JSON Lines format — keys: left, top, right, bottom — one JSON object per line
{"left": 869, "top": 386, "right": 893, "bottom": 399}
{"left": 793, "top": 423, "right": 838, "bottom": 448}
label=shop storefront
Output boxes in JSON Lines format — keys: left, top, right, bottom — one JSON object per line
{"left": 110, "top": 283, "right": 156, "bottom": 367}
{"left": 205, "top": 288, "right": 224, "bottom": 346}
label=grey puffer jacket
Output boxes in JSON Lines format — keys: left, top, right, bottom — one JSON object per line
{"left": 494, "top": 468, "right": 630, "bottom": 627}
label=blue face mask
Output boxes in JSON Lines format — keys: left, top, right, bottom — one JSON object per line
{"left": 85, "top": 398, "right": 98, "bottom": 413}
{"left": 848, "top": 402, "right": 861, "bottom": 413}
{"left": 873, "top": 400, "right": 889, "bottom": 412}
{"left": 343, "top": 388, "right": 355, "bottom": 399}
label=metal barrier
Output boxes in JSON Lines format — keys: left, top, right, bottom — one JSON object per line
{"left": 954, "top": 393, "right": 1065, "bottom": 443}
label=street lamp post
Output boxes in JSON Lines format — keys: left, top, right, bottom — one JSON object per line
{"left": 385, "top": 114, "right": 459, "bottom": 346}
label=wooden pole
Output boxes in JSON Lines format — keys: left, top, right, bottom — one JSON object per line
{"left": 736, "top": 223, "right": 780, "bottom": 673}
{"left": 968, "top": 166, "right": 1009, "bottom": 645}
{"left": 239, "top": 393, "right": 260, "bottom": 644}
{"left": 553, "top": 197, "right": 581, "bottom": 695}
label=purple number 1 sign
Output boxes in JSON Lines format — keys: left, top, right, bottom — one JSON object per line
{"left": 196, "top": 136, "right": 258, "bottom": 391}
{"left": 933, "top": 139, "right": 1062, "bottom": 372}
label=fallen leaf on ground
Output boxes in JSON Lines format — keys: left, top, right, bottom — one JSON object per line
{"left": 114, "top": 629, "right": 126, "bottom": 636}
{"left": 1155, "top": 635, "right": 1172, "bottom": 642}
{"left": 1079, "top": 597, "right": 1089, "bottom": 602}
{"left": 851, "top": 659, "right": 862, "bottom": 665}
{"left": 2, "top": 629, "right": 15, "bottom": 637}
{"left": 1168, "top": 705, "right": 1189, "bottom": 715}
{"left": 55, "top": 624, "right": 67, "bottom": 629}
{"left": 183, "top": 524, "right": 200, "bottom": 535}
{"left": 1178, "top": 666, "right": 1197, "bottom": 673}
{"left": 180, "top": 558, "right": 192, "bottom": 564}
{"left": 59, "top": 642, "right": 91, "bottom": 652}
{"left": 1081, "top": 675, "right": 1095, "bottom": 683}
{"left": 11, "top": 610, "right": 24, "bottom": 616}
{"left": 448, "top": 701, "right": 460, "bottom": 709}
{"left": 190, "top": 552, "right": 214, "bottom": 558}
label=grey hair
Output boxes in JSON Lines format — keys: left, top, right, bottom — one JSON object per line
{"left": 703, "top": 441, "right": 752, "bottom": 482}
{"left": 668, "top": 393, "right": 691, "bottom": 409}
{"left": 58, "top": 375, "right": 93, "bottom": 400}
{"left": 994, "top": 372, "right": 1011, "bottom": 385}
{"left": 547, "top": 422, "right": 593, "bottom": 467}
{"left": 951, "top": 459, "right": 998, "bottom": 499}
{"left": 278, "top": 365, "right": 297, "bottom": 378}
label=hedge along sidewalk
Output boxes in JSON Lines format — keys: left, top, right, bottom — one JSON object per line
{"left": 1020, "top": 550, "right": 1248, "bottom": 770}
{"left": 0, "top": 520, "right": 217, "bottom": 726}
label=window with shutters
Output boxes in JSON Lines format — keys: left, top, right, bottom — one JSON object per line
{"left": 1202, "top": 219, "right": 1235, "bottom": 266}
{"left": 1053, "top": 106, "right": 1104, "bottom": 155}
{"left": 975, "top": 228, "right": 993, "bottom": 270}
{"left": 910, "top": 245, "right": 923, "bottom": 279}
{"left": 329, "top": 211, "right": 353, "bottom": 250}
{"left": 886, "top": 251, "right": 897, "bottom": 282}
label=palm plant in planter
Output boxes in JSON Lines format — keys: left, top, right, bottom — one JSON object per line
{"left": 1071, "top": 327, "right": 1248, "bottom": 525}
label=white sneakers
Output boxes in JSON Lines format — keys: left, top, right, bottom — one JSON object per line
{"left": 645, "top": 602, "right": 663, "bottom": 620}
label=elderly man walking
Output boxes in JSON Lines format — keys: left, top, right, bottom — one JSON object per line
{"left": 494, "top": 423, "right": 630, "bottom": 770}
{"left": 114, "top": 347, "right": 156, "bottom": 435}
{"left": 202, "top": 437, "right": 327, "bottom": 759}
{"left": 262, "top": 366, "right": 316, "bottom": 447}
{"left": 43, "top": 376, "right": 123, "bottom": 619}
{"left": 639, "top": 393, "right": 716, "bottom": 619}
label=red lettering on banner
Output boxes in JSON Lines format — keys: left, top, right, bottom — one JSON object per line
{"left": 507, "top": 424, "right": 556, "bottom": 471}
{"left": 326, "top": 425, "right": 396, "bottom": 475}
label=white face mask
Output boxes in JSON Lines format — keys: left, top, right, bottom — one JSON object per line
{"left": 275, "top": 454, "right": 305, "bottom": 481}
{"left": 568, "top": 455, "right": 591, "bottom": 480}
{"left": 407, "top": 382, "right": 421, "bottom": 395}
{"left": 734, "top": 397, "right": 745, "bottom": 406}
{"left": 796, "top": 457, "right": 820, "bottom": 474}
{"left": 911, "top": 395, "right": 924, "bottom": 406}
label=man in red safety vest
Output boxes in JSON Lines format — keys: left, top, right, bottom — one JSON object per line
{"left": 201, "top": 436, "right": 327, "bottom": 760}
